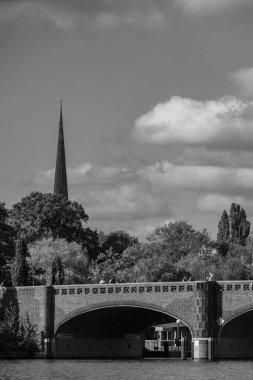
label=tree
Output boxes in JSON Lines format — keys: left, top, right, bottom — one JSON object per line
{"left": 0, "top": 202, "right": 15, "bottom": 285}
{"left": 0, "top": 303, "right": 39, "bottom": 354}
{"left": 51, "top": 256, "right": 65, "bottom": 285}
{"left": 11, "top": 238, "right": 29, "bottom": 287}
{"left": 100, "top": 230, "right": 139, "bottom": 256}
{"left": 82, "top": 227, "right": 99, "bottom": 260}
{"left": 230, "top": 203, "right": 250, "bottom": 245}
{"left": 146, "top": 221, "right": 209, "bottom": 263}
{"left": 217, "top": 203, "right": 250, "bottom": 246}
{"left": 217, "top": 210, "right": 230, "bottom": 243}
{"left": 28, "top": 237, "right": 89, "bottom": 285}
{"left": 9, "top": 192, "right": 89, "bottom": 245}
{"left": 91, "top": 222, "right": 210, "bottom": 283}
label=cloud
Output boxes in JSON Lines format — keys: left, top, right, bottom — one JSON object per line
{"left": 0, "top": 1, "right": 78, "bottom": 30}
{"left": 174, "top": 0, "right": 252, "bottom": 15}
{"left": 34, "top": 163, "right": 135, "bottom": 186}
{"left": 230, "top": 67, "right": 253, "bottom": 98}
{"left": 75, "top": 184, "right": 172, "bottom": 221}
{"left": 134, "top": 96, "right": 253, "bottom": 150}
{"left": 197, "top": 193, "right": 253, "bottom": 214}
{"left": 93, "top": 10, "right": 165, "bottom": 30}
{"left": 138, "top": 160, "right": 253, "bottom": 194}
{"left": 0, "top": 0, "right": 166, "bottom": 30}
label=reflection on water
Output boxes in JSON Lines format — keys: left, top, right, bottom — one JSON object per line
{"left": 1, "top": 359, "right": 253, "bottom": 380}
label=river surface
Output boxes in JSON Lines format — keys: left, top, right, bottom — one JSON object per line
{"left": 1, "top": 359, "right": 253, "bottom": 380}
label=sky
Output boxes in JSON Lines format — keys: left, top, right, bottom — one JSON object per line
{"left": 1, "top": 0, "right": 253, "bottom": 240}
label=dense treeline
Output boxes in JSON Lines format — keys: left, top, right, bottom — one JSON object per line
{"left": 1, "top": 192, "right": 253, "bottom": 286}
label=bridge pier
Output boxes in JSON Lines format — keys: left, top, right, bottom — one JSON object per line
{"left": 192, "top": 338, "right": 213, "bottom": 360}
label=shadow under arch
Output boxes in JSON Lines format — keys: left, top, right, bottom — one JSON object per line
{"left": 54, "top": 301, "right": 193, "bottom": 359}
{"left": 218, "top": 308, "right": 253, "bottom": 359}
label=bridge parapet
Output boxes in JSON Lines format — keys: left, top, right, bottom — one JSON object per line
{"left": 53, "top": 281, "right": 195, "bottom": 297}
{"left": 217, "top": 281, "right": 253, "bottom": 292}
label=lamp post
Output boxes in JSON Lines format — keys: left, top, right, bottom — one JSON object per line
{"left": 176, "top": 319, "right": 180, "bottom": 349}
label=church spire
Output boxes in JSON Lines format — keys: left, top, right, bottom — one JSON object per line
{"left": 54, "top": 100, "right": 68, "bottom": 199}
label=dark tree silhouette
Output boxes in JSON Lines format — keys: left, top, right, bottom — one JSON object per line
{"left": 11, "top": 238, "right": 29, "bottom": 286}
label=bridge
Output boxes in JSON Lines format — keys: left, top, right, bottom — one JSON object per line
{"left": 1, "top": 281, "right": 253, "bottom": 359}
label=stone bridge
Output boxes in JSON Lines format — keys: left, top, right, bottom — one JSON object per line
{"left": 1, "top": 281, "right": 253, "bottom": 359}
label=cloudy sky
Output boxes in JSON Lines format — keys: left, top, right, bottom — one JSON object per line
{"left": 1, "top": 0, "right": 253, "bottom": 239}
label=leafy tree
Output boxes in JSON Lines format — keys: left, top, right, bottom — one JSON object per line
{"left": 0, "top": 202, "right": 15, "bottom": 285}
{"left": 0, "top": 304, "right": 39, "bottom": 354}
{"left": 28, "top": 237, "right": 89, "bottom": 285}
{"left": 91, "top": 222, "right": 210, "bottom": 283}
{"left": 146, "top": 221, "right": 209, "bottom": 263}
{"left": 230, "top": 203, "right": 250, "bottom": 245}
{"left": 18, "top": 312, "right": 39, "bottom": 353}
{"left": 3, "top": 302, "right": 19, "bottom": 349}
{"left": 52, "top": 256, "right": 65, "bottom": 285}
{"left": 100, "top": 230, "right": 139, "bottom": 256}
{"left": 9, "top": 192, "right": 89, "bottom": 245}
{"left": 217, "top": 203, "right": 250, "bottom": 246}
{"left": 83, "top": 227, "right": 99, "bottom": 260}
{"left": 217, "top": 210, "right": 230, "bottom": 243}
{"left": 11, "top": 238, "right": 29, "bottom": 287}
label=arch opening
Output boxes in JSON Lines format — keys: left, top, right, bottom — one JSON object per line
{"left": 218, "top": 310, "right": 253, "bottom": 359}
{"left": 54, "top": 306, "right": 192, "bottom": 358}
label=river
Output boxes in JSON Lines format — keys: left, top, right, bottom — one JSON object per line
{"left": 1, "top": 359, "right": 253, "bottom": 380}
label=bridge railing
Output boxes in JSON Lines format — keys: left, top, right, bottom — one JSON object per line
{"left": 53, "top": 280, "right": 253, "bottom": 296}
{"left": 53, "top": 282, "right": 195, "bottom": 296}
{"left": 216, "top": 281, "right": 253, "bottom": 292}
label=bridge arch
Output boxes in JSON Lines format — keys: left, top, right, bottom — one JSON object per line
{"left": 55, "top": 299, "right": 194, "bottom": 335}
{"left": 218, "top": 308, "right": 253, "bottom": 359}
{"left": 54, "top": 300, "right": 193, "bottom": 358}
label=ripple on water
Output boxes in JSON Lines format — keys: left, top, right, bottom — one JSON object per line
{"left": 1, "top": 359, "right": 253, "bottom": 380}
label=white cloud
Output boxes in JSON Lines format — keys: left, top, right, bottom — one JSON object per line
{"left": 76, "top": 184, "right": 171, "bottom": 221}
{"left": 34, "top": 163, "right": 134, "bottom": 186}
{"left": 33, "top": 168, "right": 54, "bottom": 186}
{"left": 230, "top": 67, "right": 253, "bottom": 98}
{"left": 0, "top": 1, "right": 166, "bottom": 30}
{"left": 0, "top": 1, "right": 78, "bottom": 30}
{"left": 134, "top": 96, "right": 253, "bottom": 149}
{"left": 138, "top": 160, "right": 253, "bottom": 193}
{"left": 93, "top": 10, "right": 165, "bottom": 30}
{"left": 197, "top": 193, "right": 253, "bottom": 215}
{"left": 174, "top": 0, "right": 252, "bottom": 15}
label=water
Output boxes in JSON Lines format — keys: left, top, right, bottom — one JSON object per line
{"left": 1, "top": 359, "right": 253, "bottom": 380}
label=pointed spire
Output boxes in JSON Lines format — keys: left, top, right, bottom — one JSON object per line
{"left": 54, "top": 99, "right": 68, "bottom": 199}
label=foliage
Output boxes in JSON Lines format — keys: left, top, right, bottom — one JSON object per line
{"left": 217, "top": 203, "right": 250, "bottom": 246}
{"left": 11, "top": 238, "right": 29, "bottom": 287}
{"left": 82, "top": 227, "right": 99, "bottom": 260}
{"left": 100, "top": 230, "right": 139, "bottom": 257}
{"left": 9, "top": 191, "right": 89, "bottom": 245}
{"left": 176, "top": 243, "right": 253, "bottom": 281}
{"left": 217, "top": 210, "right": 230, "bottom": 243}
{"left": 51, "top": 256, "right": 65, "bottom": 285}
{"left": 146, "top": 221, "right": 209, "bottom": 263}
{"left": 0, "top": 202, "right": 15, "bottom": 285}
{"left": 28, "top": 237, "right": 89, "bottom": 285}
{"left": 64, "top": 248, "right": 91, "bottom": 284}
{"left": 91, "top": 222, "right": 210, "bottom": 283}
{"left": 18, "top": 313, "right": 39, "bottom": 353}
{"left": 0, "top": 303, "right": 39, "bottom": 353}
